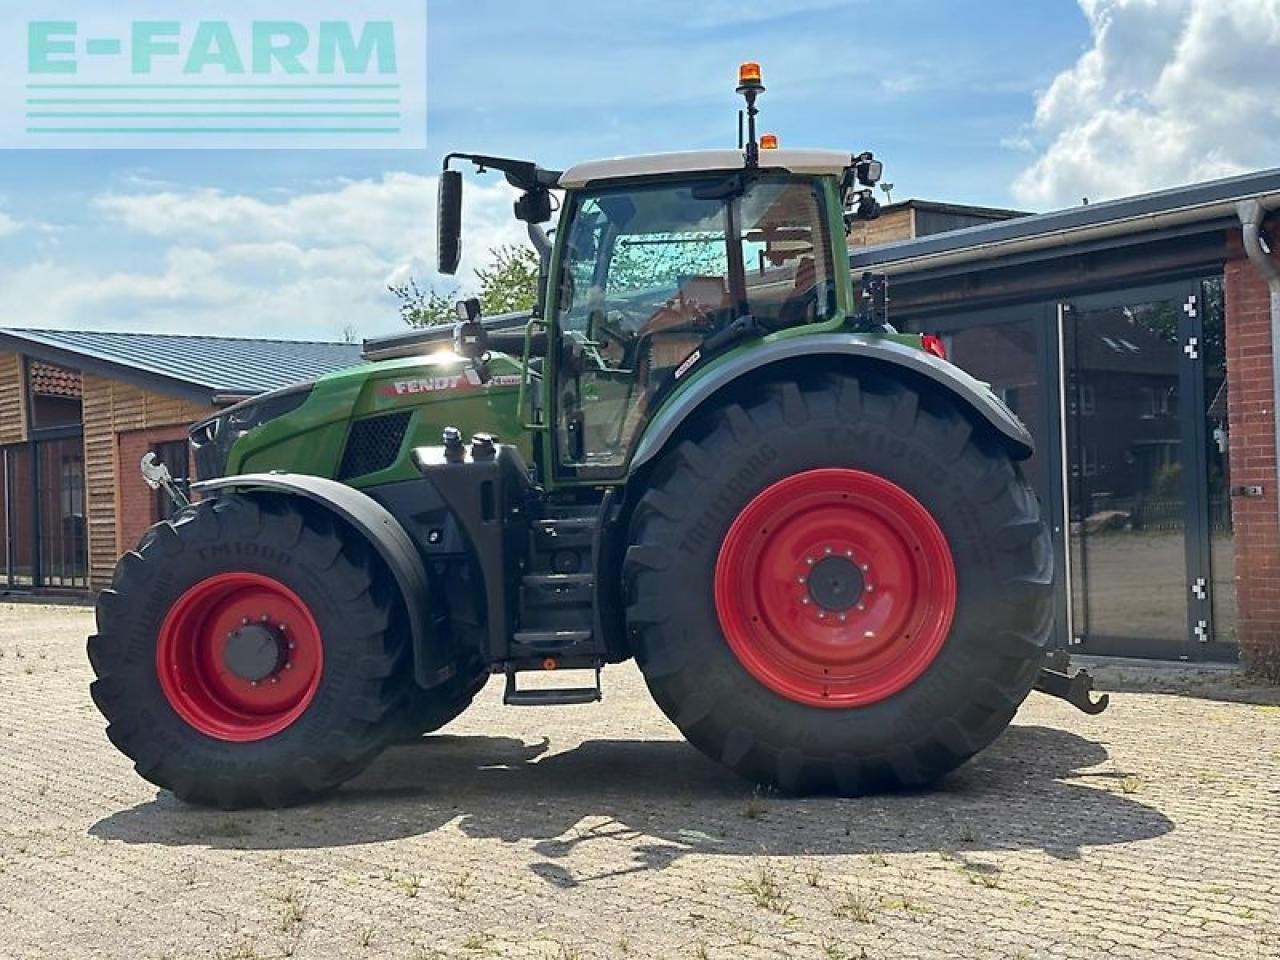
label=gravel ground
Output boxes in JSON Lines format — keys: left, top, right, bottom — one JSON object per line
{"left": 1, "top": 602, "right": 1277, "bottom": 960}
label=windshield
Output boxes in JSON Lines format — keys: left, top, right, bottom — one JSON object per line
{"left": 553, "top": 174, "right": 836, "bottom": 473}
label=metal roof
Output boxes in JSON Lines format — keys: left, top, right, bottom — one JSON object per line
{"left": 851, "top": 166, "right": 1280, "bottom": 273}
{"left": 558, "top": 148, "right": 852, "bottom": 188}
{"left": 0, "top": 328, "right": 363, "bottom": 405}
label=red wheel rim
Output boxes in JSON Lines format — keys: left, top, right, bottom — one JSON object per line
{"left": 156, "top": 573, "right": 323, "bottom": 742}
{"left": 714, "top": 468, "right": 956, "bottom": 708}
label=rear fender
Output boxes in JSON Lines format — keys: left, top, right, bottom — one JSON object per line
{"left": 629, "top": 333, "right": 1034, "bottom": 474}
{"left": 191, "top": 473, "right": 452, "bottom": 690}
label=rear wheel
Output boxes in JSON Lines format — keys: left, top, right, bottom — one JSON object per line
{"left": 89, "top": 495, "right": 410, "bottom": 808}
{"left": 624, "top": 371, "right": 1053, "bottom": 794}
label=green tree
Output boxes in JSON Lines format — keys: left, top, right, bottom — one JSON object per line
{"left": 475, "top": 244, "right": 540, "bottom": 315}
{"left": 391, "top": 244, "right": 540, "bottom": 329}
{"left": 390, "top": 278, "right": 457, "bottom": 328}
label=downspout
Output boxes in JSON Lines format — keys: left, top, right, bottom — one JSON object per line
{"left": 1236, "top": 198, "right": 1280, "bottom": 522}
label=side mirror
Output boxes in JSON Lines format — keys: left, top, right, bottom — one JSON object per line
{"left": 845, "top": 189, "right": 881, "bottom": 223}
{"left": 437, "top": 170, "right": 463, "bottom": 275}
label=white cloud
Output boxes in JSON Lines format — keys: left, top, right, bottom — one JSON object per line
{"left": 1012, "top": 0, "right": 1280, "bottom": 209}
{"left": 0, "top": 172, "right": 528, "bottom": 340}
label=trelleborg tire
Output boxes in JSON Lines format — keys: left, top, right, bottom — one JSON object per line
{"left": 88, "top": 494, "right": 411, "bottom": 809}
{"left": 623, "top": 371, "right": 1053, "bottom": 795}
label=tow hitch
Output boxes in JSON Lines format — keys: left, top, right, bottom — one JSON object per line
{"left": 1034, "top": 664, "right": 1110, "bottom": 715}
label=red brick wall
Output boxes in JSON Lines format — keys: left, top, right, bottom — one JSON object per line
{"left": 116, "top": 425, "right": 194, "bottom": 560}
{"left": 1224, "top": 220, "right": 1280, "bottom": 678}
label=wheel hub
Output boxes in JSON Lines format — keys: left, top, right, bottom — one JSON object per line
{"left": 223, "top": 622, "right": 287, "bottom": 683}
{"left": 714, "top": 468, "right": 957, "bottom": 708}
{"left": 806, "top": 555, "right": 866, "bottom": 612}
{"left": 156, "top": 572, "right": 323, "bottom": 742}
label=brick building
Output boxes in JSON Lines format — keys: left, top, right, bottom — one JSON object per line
{"left": 846, "top": 198, "right": 1026, "bottom": 249}
{"left": 0, "top": 330, "right": 360, "bottom": 593}
{"left": 854, "top": 168, "right": 1280, "bottom": 674}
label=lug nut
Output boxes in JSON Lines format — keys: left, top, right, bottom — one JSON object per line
{"left": 824, "top": 546, "right": 832, "bottom": 555}
{"left": 806, "top": 557, "right": 815, "bottom": 566}
{"left": 797, "top": 576, "right": 806, "bottom": 584}
{"left": 864, "top": 630, "right": 875, "bottom": 638}
{"left": 845, "top": 549, "right": 853, "bottom": 558}
{"left": 801, "top": 597, "right": 811, "bottom": 605}
{"left": 838, "top": 614, "right": 847, "bottom": 622}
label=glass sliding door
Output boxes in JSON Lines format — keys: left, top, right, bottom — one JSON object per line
{"left": 1063, "top": 293, "right": 1187, "bottom": 655}
{"left": 1061, "top": 279, "right": 1225, "bottom": 660}
{"left": 907, "top": 275, "right": 1230, "bottom": 661}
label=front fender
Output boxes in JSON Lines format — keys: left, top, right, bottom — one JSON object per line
{"left": 191, "top": 472, "right": 451, "bottom": 690}
{"left": 629, "top": 333, "right": 1034, "bottom": 474}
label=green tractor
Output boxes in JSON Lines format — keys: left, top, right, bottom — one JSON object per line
{"left": 89, "top": 65, "right": 1105, "bottom": 809}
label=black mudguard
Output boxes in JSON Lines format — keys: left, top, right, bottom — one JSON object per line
{"left": 191, "top": 473, "right": 453, "bottom": 690}
{"left": 629, "top": 333, "right": 1035, "bottom": 474}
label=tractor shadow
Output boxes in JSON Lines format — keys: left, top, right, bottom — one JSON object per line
{"left": 92, "top": 724, "right": 1173, "bottom": 871}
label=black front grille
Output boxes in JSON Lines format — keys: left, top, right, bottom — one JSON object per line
{"left": 338, "top": 411, "right": 412, "bottom": 480}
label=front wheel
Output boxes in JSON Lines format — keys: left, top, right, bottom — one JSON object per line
{"left": 624, "top": 371, "right": 1053, "bottom": 795}
{"left": 89, "top": 495, "right": 410, "bottom": 808}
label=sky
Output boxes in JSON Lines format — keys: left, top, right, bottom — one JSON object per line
{"left": 0, "top": 0, "right": 1277, "bottom": 342}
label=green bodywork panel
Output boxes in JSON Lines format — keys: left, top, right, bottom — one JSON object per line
{"left": 227, "top": 350, "right": 528, "bottom": 488}
{"left": 224, "top": 173, "right": 936, "bottom": 492}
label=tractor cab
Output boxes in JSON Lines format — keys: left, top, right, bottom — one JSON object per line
{"left": 549, "top": 150, "right": 853, "bottom": 476}
{"left": 436, "top": 64, "right": 886, "bottom": 484}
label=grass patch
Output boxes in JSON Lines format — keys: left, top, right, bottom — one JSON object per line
{"left": 396, "top": 873, "right": 423, "bottom": 898}
{"left": 831, "top": 890, "right": 875, "bottom": 923}
{"left": 737, "top": 864, "right": 790, "bottom": 915}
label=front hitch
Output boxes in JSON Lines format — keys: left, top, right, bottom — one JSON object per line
{"left": 1033, "top": 666, "right": 1110, "bottom": 715}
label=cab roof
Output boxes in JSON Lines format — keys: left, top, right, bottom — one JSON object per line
{"left": 557, "top": 149, "right": 852, "bottom": 189}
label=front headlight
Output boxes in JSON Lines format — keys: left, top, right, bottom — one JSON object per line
{"left": 190, "top": 381, "right": 314, "bottom": 480}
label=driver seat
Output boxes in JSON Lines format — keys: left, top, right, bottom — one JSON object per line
{"left": 637, "top": 275, "right": 727, "bottom": 374}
